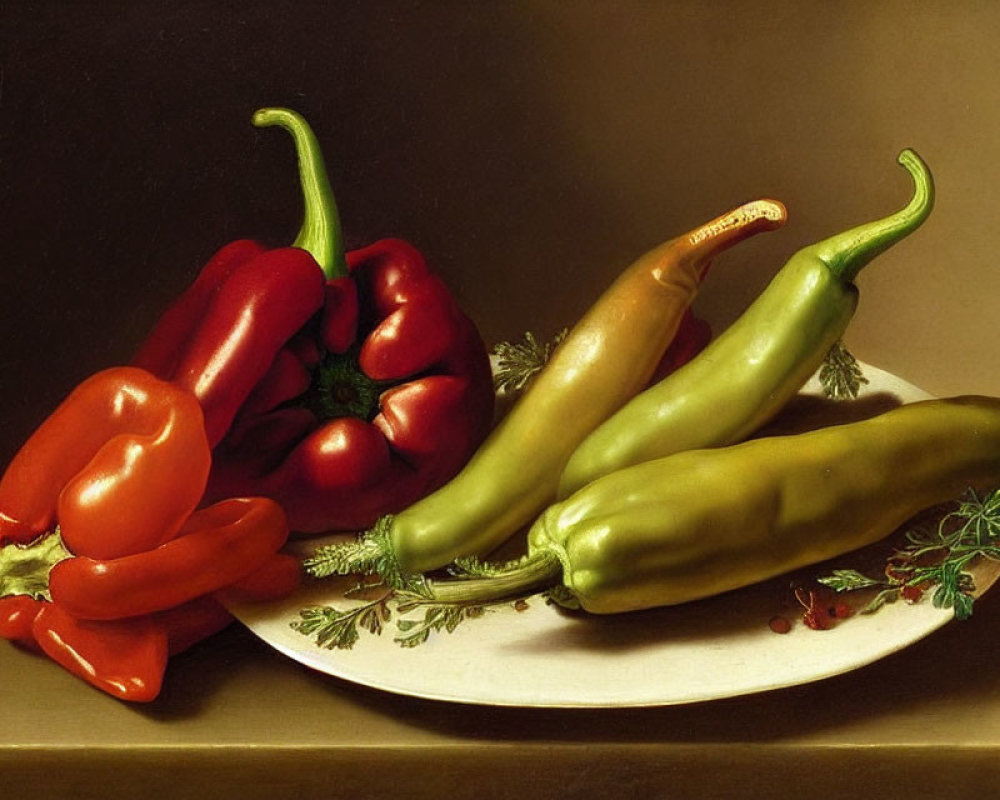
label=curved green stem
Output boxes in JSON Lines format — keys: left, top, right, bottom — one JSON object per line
{"left": 253, "top": 107, "right": 347, "bottom": 279}
{"left": 424, "top": 552, "right": 563, "bottom": 605}
{"left": 814, "top": 148, "right": 934, "bottom": 284}
{"left": 304, "top": 525, "right": 564, "bottom": 604}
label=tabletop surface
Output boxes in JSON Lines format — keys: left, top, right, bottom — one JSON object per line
{"left": 4, "top": 583, "right": 1000, "bottom": 798}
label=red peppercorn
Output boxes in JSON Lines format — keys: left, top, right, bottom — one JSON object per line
{"left": 902, "top": 585, "right": 924, "bottom": 603}
{"left": 768, "top": 615, "right": 792, "bottom": 634}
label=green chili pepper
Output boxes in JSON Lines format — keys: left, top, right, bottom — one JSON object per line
{"left": 418, "top": 396, "right": 1000, "bottom": 614}
{"left": 557, "top": 149, "right": 934, "bottom": 500}
{"left": 307, "top": 199, "right": 787, "bottom": 584}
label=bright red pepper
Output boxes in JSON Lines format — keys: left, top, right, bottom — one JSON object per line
{"left": 216, "top": 552, "right": 303, "bottom": 604}
{"left": 131, "top": 241, "right": 327, "bottom": 448}
{"left": 0, "top": 366, "right": 211, "bottom": 559}
{"left": 135, "top": 108, "right": 494, "bottom": 533}
{"left": 32, "top": 603, "right": 169, "bottom": 702}
{"left": 0, "top": 594, "right": 44, "bottom": 650}
{"left": 47, "top": 497, "right": 289, "bottom": 620}
{"left": 0, "top": 367, "right": 297, "bottom": 701}
{"left": 158, "top": 596, "right": 237, "bottom": 656}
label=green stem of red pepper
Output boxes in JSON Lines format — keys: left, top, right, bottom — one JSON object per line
{"left": 252, "top": 107, "right": 348, "bottom": 280}
{"left": 252, "top": 107, "right": 382, "bottom": 423}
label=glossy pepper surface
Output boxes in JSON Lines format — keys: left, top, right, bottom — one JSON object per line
{"left": 135, "top": 108, "right": 494, "bottom": 533}
{"left": 0, "top": 367, "right": 296, "bottom": 701}
{"left": 419, "top": 396, "right": 1000, "bottom": 615}
{"left": 0, "top": 366, "right": 211, "bottom": 559}
{"left": 307, "top": 198, "right": 787, "bottom": 582}
{"left": 558, "top": 149, "right": 934, "bottom": 499}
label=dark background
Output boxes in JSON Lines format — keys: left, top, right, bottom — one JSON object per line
{"left": 1, "top": 1, "right": 577, "bottom": 461}
{"left": 3, "top": 1, "right": 1000, "bottom": 464}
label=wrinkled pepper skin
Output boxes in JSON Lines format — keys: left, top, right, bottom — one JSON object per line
{"left": 313, "top": 199, "right": 787, "bottom": 581}
{"left": 159, "top": 596, "right": 237, "bottom": 656}
{"left": 135, "top": 108, "right": 494, "bottom": 533}
{"left": 32, "top": 603, "right": 169, "bottom": 702}
{"left": 558, "top": 149, "right": 934, "bottom": 499}
{"left": 0, "top": 367, "right": 296, "bottom": 701}
{"left": 48, "top": 497, "right": 290, "bottom": 620}
{"left": 0, "top": 594, "right": 44, "bottom": 649}
{"left": 528, "top": 396, "right": 1000, "bottom": 614}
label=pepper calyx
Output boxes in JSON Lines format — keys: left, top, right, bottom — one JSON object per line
{"left": 0, "top": 529, "right": 72, "bottom": 600}
{"left": 303, "top": 516, "right": 426, "bottom": 594}
{"left": 303, "top": 348, "right": 385, "bottom": 423}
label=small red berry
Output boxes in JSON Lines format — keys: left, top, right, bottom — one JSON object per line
{"left": 836, "top": 603, "right": 853, "bottom": 618}
{"left": 768, "top": 615, "right": 792, "bottom": 634}
{"left": 901, "top": 585, "right": 923, "bottom": 603}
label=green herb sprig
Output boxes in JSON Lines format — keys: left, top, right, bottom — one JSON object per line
{"left": 491, "top": 329, "right": 568, "bottom": 395}
{"left": 292, "top": 587, "right": 507, "bottom": 650}
{"left": 293, "top": 554, "right": 547, "bottom": 650}
{"left": 393, "top": 597, "right": 487, "bottom": 648}
{"left": 303, "top": 516, "right": 426, "bottom": 593}
{"left": 819, "top": 340, "right": 868, "bottom": 400}
{"left": 819, "top": 488, "right": 1000, "bottom": 620}
{"left": 294, "top": 594, "right": 394, "bottom": 650}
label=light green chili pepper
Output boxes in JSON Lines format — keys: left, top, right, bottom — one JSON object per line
{"left": 557, "top": 148, "right": 934, "bottom": 499}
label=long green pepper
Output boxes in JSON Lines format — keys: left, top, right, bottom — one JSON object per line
{"left": 419, "top": 396, "right": 1000, "bottom": 614}
{"left": 558, "top": 149, "right": 934, "bottom": 499}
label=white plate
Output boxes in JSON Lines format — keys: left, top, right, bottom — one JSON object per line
{"left": 227, "top": 363, "right": 1000, "bottom": 707}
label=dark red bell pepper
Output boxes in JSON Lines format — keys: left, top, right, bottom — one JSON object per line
{"left": 135, "top": 107, "right": 495, "bottom": 533}
{"left": 0, "top": 367, "right": 297, "bottom": 701}
{"left": 132, "top": 241, "right": 327, "bottom": 448}
{"left": 650, "top": 308, "right": 712, "bottom": 383}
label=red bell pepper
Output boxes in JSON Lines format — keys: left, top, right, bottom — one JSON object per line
{"left": 0, "top": 367, "right": 297, "bottom": 701}
{"left": 0, "top": 366, "right": 211, "bottom": 560}
{"left": 134, "top": 107, "right": 495, "bottom": 533}
{"left": 32, "top": 604, "right": 170, "bottom": 701}
{"left": 47, "top": 497, "right": 290, "bottom": 620}
{"left": 131, "top": 240, "right": 327, "bottom": 448}
{"left": 0, "top": 594, "right": 43, "bottom": 650}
